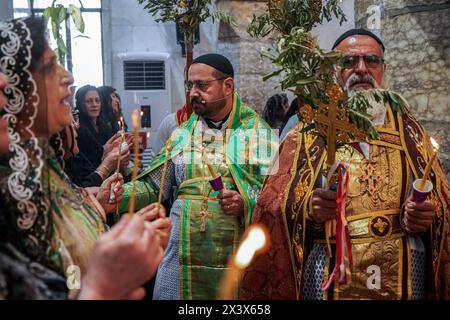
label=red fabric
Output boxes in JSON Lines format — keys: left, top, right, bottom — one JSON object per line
{"left": 322, "top": 164, "right": 352, "bottom": 290}
{"left": 176, "top": 104, "right": 187, "bottom": 126}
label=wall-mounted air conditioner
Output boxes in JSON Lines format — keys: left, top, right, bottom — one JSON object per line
{"left": 117, "top": 52, "right": 171, "bottom": 156}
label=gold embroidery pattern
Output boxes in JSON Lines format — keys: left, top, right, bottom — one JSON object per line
{"left": 358, "top": 161, "right": 387, "bottom": 203}
{"left": 336, "top": 240, "right": 403, "bottom": 299}
{"left": 341, "top": 145, "right": 402, "bottom": 214}
{"left": 369, "top": 215, "right": 392, "bottom": 239}
{"left": 294, "top": 180, "right": 308, "bottom": 205}
{"left": 379, "top": 132, "right": 401, "bottom": 146}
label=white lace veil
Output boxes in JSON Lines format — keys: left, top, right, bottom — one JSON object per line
{"left": 0, "top": 18, "right": 51, "bottom": 261}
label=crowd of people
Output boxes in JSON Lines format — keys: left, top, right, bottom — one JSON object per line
{"left": 0, "top": 15, "right": 448, "bottom": 301}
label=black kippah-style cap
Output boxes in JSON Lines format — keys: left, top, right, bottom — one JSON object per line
{"left": 332, "top": 28, "right": 385, "bottom": 52}
{"left": 192, "top": 53, "right": 234, "bottom": 78}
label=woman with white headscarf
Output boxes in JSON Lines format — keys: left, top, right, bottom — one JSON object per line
{"left": 0, "top": 17, "right": 170, "bottom": 299}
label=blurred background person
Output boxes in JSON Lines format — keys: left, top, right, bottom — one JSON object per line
{"left": 98, "top": 85, "right": 128, "bottom": 136}
{"left": 261, "top": 93, "right": 289, "bottom": 134}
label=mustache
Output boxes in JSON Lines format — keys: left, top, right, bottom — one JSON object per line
{"left": 345, "top": 73, "right": 377, "bottom": 89}
{"left": 190, "top": 97, "right": 204, "bottom": 105}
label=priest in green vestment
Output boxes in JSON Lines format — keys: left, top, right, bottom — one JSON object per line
{"left": 118, "top": 53, "right": 279, "bottom": 299}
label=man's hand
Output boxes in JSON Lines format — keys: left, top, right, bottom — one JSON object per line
{"left": 78, "top": 214, "right": 164, "bottom": 300}
{"left": 403, "top": 197, "right": 435, "bottom": 233}
{"left": 218, "top": 190, "right": 244, "bottom": 216}
{"left": 311, "top": 188, "right": 338, "bottom": 223}
{"left": 137, "top": 203, "right": 172, "bottom": 250}
{"left": 96, "top": 173, "right": 124, "bottom": 213}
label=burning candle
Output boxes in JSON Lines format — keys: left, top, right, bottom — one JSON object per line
{"left": 202, "top": 146, "right": 217, "bottom": 178}
{"left": 419, "top": 137, "right": 439, "bottom": 191}
{"left": 128, "top": 109, "right": 140, "bottom": 215}
{"left": 218, "top": 225, "right": 269, "bottom": 300}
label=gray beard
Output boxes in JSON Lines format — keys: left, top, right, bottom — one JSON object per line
{"left": 345, "top": 76, "right": 386, "bottom": 125}
{"left": 347, "top": 89, "right": 387, "bottom": 125}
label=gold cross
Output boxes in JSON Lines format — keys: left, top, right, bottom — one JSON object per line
{"left": 314, "top": 84, "right": 365, "bottom": 167}
{"left": 357, "top": 161, "right": 387, "bottom": 203}
{"left": 373, "top": 218, "right": 388, "bottom": 233}
{"left": 195, "top": 210, "right": 213, "bottom": 232}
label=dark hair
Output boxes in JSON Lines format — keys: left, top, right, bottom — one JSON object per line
{"left": 262, "top": 93, "right": 289, "bottom": 128}
{"left": 98, "top": 85, "right": 116, "bottom": 122}
{"left": 75, "top": 85, "right": 100, "bottom": 119}
{"left": 75, "top": 85, "right": 105, "bottom": 133}
{"left": 98, "top": 86, "right": 127, "bottom": 132}
{"left": 27, "top": 17, "right": 48, "bottom": 72}
{"left": 212, "top": 69, "right": 232, "bottom": 80}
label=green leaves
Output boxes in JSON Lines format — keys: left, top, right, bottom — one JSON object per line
{"left": 248, "top": 0, "right": 346, "bottom": 38}
{"left": 212, "top": 11, "right": 237, "bottom": 28}
{"left": 137, "top": 0, "right": 236, "bottom": 52}
{"left": 43, "top": 1, "right": 87, "bottom": 64}
{"left": 69, "top": 4, "right": 85, "bottom": 33}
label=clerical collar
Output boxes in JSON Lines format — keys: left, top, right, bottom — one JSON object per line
{"left": 204, "top": 112, "right": 231, "bottom": 130}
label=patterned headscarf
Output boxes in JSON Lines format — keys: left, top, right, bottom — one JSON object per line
{"left": 0, "top": 18, "right": 52, "bottom": 265}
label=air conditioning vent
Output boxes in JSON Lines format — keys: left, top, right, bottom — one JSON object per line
{"left": 123, "top": 60, "right": 165, "bottom": 90}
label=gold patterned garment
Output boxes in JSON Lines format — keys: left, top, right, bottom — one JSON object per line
{"left": 241, "top": 106, "right": 450, "bottom": 300}
{"left": 312, "top": 142, "right": 415, "bottom": 299}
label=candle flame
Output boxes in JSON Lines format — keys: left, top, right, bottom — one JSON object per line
{"left": 234, "top": 226, "right": 267, "bottom": 268}
{"left": 430, "top": 137, "right": 439, "bottom": 150}
{"left": 132, "top": 110, "right": 139, "bottom": 128}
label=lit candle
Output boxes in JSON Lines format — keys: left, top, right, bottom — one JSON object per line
{"left": 419, "top": 137, "right": 439, "bottom": 191}
{"left": 202, "top": 146, "right": 217, "bottom": 178}
{"left": 128, "top": 109, "right": 140, "bottom": 215}
{"left": 218, "top": 225, "right": 269, "bottom": 300}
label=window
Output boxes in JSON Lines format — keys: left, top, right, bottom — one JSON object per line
{"left": 13, "top": 0, "right": 103, "bottom": 89}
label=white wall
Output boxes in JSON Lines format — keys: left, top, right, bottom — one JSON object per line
{"left": 312, "top": 0, "right": 355, "bottom": 49}
{"left": 102, "top": 0, "right": 220, "bottom": 114}
{"left": 101, "top": 0, "right": 355, "bottom": 114}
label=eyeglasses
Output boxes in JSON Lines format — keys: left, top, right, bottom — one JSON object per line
{"left": 185, "top": 77, "right": 227, "bottom": 92}
{"left": 342, "top": 55, "right": 385, "bottom": 69}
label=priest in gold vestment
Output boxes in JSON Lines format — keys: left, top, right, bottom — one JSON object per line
{"left": 241, "top": 29, "right": 450, "bottom": 300}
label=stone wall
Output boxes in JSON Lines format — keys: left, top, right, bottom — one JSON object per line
{"left": 355, "top": 0, "right": 450, "bottom": 179}
{"left": 216, "top": 0, "right": 354, "bottom": 113}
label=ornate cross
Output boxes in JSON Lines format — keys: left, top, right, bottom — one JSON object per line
{"left": 195, "top": 210, "right": 213, "bottom": 232}
{"left": 313, "top": 84, "right": 365, "bottom": 167}
{"left": 358, "top": 161, "right": 387, "bottom": 203}
{"left": 373, "top": 218, "right": 388, "bottom": 234}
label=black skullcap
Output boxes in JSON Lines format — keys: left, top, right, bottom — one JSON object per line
{"left": 192, "top": 53, "right": 234, "bottom": 78}
{"left": 332, "top": 28, "right": 385, "bottom": 52}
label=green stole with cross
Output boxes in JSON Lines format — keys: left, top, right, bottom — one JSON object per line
{"left": 119, "top": 92, "right": 279, "bottom": 299}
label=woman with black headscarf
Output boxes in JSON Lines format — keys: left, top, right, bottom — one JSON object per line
{"left": 98, "top": 85, "right": 128, "bottom": 135}
{"left": 75, "top": 85, "right": 116, "bottom": 167}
